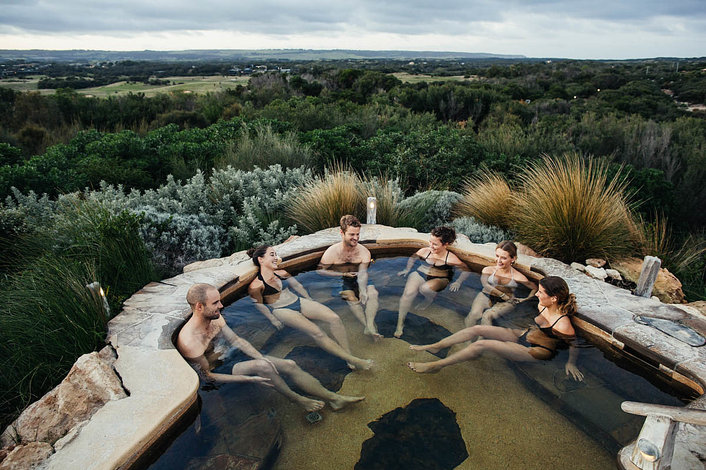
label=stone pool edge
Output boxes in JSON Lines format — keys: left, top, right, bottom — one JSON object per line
{"left": 24, "top": 225, "right": 706, "bottom": 469}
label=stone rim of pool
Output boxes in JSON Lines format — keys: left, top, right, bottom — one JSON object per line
{"left": 5, "top": 224, "right": 705, "bottom": 470}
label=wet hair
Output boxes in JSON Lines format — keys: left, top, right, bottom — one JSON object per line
{"left": 496, "top": 240, "right": 518, "bottom": 259}
{"left": 340, "top": 214, "right": 361, "bottom": 233}
{"left": 539, "top": 276, "right": 577, "bottom": 316}
{"left": 247, "top": 244, "right": 271, "bottom": 268}
{"left": 186, "top": 283, "right": 217, "bottom": 309}
{"left": 430, "top": 226, "right": 456, "bottom": 245}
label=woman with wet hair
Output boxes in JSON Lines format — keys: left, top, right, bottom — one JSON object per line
{"left": 465, "top": 241, "right": 537, "bottom": 327}
{"left": 248, "top": 245, "right": 373, "bottom": 371}
{"left": 395, "top": 226, "right": 470, "bottom": 338}
{"left": 407, "top": 276, "right": 583, "bottom": 381}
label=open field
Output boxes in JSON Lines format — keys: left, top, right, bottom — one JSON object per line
{"left": 0, "top": 75, "right": 251, "bottom": 97}
{"left": 392, "top": 72, "right": 479, "bottom": 83}
{"left": 0, "top": 73, "right": 479, "bottom": 96}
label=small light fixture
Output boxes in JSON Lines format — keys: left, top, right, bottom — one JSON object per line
{"left": 86, "top": 281, "right": 111, "bottom": 317}
{"left": 637, "top": 438, "right": 660, "bottom": 463}
{"left": 366, "top": 197, "right": 377, "bottom": 224}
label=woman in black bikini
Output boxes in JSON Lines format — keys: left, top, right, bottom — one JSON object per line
{"left": 395, "top": 226, "right": 470, "bottom": 338}
{"left": 407, "top": 276, "right": 583, "bottom": 381}
{"left": 248, "top": 245, "right": 373, "bottom": 370}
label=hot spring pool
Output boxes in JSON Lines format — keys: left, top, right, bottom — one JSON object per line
{"left": 147, "top": 256, "right": 690, "bottom": 470}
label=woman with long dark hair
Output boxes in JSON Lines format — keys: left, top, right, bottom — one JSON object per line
{"left": 248, "top": 245, "right": 373, "bottom": 370}
{"left": 407, "top": 276, "right": 583, "bottom": 381}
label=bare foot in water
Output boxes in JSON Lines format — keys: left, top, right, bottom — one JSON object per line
{"left": 348, "top": 358, "right": 374, "bottom": 370}
{"left": 409, "top": 344, "right": 441, "bottom": 354}
{"left": 297, "top": 396, "right": 325, "bottom": 412}
{"left": 406, "top": 362, "right": 440, "bottom": 374}
{"left": 329, "top": 394, "right": 365, "bottom": 411}
{"left": 364, "top": 325, "right": 383, "bottom": 342}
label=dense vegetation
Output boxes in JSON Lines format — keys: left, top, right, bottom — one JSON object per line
{"left": 1, "top": 57, "right": 705, "bottom": 431}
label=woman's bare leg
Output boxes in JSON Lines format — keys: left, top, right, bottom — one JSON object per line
{"left": 409, "top": 325, "right": 521, "bottom": 353}
{"left": 266, "top": 357, "right": 365, "bottom": 411}
{"left": 300, "top": 298, "right": 352, "bottom": 353}
{"left": 396, "top": 272, "right": 425, "bottom": 337}
{"left": 408, "top": 339, "right": 536, "bottom": 373}
{"left": 416, "top": 279, "right": 447, "bottom": 310}
{"left": 273, "top": 309, "right": 373, "bottom": 370}
{"left": 466, "top": 292, "right": 492, "bottom": 327}
{"left": 481, "top": 301, "right": 516, "bottom": 325}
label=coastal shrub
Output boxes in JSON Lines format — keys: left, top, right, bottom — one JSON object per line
{"left": 215, "top": 122, "right": 313, "bottom": 170}
{"left": 511, "top": 153, "right": 634, "bottom": 262}
{"left": 455, "top": 172, "right": 514, "bottom": 230}
{"left": 137, "top": 208, "right": 226, "bottom": 274}
{"left": 396, "top": 190, "right": 463, "bottom": 232}
{"left": 449, "top": 216, "right": 510, "bottom": 244}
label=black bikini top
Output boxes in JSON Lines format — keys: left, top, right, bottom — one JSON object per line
{"left": 535, "top": 310, "right": 570, "bottom": 339}
{"left": 258, "top": 272, "right": 285, "bottom": 297}
{"left": 424, "top": 250, "right": 452, "bottom": 269}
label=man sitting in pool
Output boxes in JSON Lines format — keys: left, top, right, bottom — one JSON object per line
{"left": 318, "top": 215, "right": 382, "bottom": 341}
{"left": 176, "top": 283, "right": 365, "bottom": 412}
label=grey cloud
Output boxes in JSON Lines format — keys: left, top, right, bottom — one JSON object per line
{"left": 1, "top": 0, "right": 704, "bottom": 44}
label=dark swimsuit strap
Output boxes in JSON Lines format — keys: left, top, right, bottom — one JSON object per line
{"left": 423, "top": 250, "right": 450, "bottom": 267}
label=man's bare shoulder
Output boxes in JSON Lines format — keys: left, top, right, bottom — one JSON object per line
{"left": 320, "top": 243, "right": 343, "bottom": 264}
{"left": 357, "top": 244, "right": 372, "bottom": 262}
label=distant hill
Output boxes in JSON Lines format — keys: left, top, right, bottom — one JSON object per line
{"left": 0, "top": 49, "right": 526, "bottom": 62}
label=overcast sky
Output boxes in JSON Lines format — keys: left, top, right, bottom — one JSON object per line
{"left": 0, "top": 0, "right": 704, "bottom": 59}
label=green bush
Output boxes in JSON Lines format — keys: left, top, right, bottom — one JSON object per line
{"left": 396, "top": 190, "right": 462, "bottom": 232}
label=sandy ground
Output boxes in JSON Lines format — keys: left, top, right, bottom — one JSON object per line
{"left": 265, "top": 291, "right": 617, "bottom": 470}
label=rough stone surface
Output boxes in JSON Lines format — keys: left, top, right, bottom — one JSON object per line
{"left": 0, "top": 351, "right": 127, "bottom": 448}
{"left": 612, "top": 257, "right": 685, "bottom": 304}
{"left": 605, "top": 268, "right": 622, "bottom": 280}
{"left": 686, "top": 301, "right": 706, "bottom": 319}
{"left": 570, "top": 262, "right": 586, "bottom": 272}
{"left": 356, "top": 398, "right": 468, "bottom": 470}
{"left": 0, "top": 442, "right": 53, "bottom": 470}
{"left": 586, "top": 258, "right": 607, "bottom": 268}
{"left": 516, "top": 242, "right": 540, "bottom": 258}
{"left": 585, "top": 265, "right": 608, "bottom": 280}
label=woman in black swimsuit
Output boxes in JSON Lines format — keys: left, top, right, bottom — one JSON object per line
{"left": 395, "top": 226, "right": 470, "bottom": 338}
{"left": 248, "top": 245, "right": 373, "bottom": 370}
{"left": 407, "top": 276, "right": 583, "bottom": 381}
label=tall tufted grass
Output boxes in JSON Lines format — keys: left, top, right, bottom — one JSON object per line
{"left": 0, "top": 200, "right": 156, "bottom": 429}
{"left": 511, "top": 153, "right": 635, "bottom": 262}
{"left": 454, "top": 171, "right": 514, "bottom": 230}
{"left": 288, "top": 167, "right": 404, "bottom": 232}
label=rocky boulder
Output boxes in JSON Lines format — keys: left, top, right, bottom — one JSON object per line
{"left": 0, "top": 442, "right": 53, "bottom": 470}
{"left": 612, "top": 257, "right": 686, "bottom": 304}
{"left": 0, "top": 349, "right": 127, "bottom": 449}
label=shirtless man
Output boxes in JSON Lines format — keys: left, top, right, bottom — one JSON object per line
{"left": 318, "top": 215, "right": 381, "bottom": 341}
{"left": 176, "top": 283, "right": 365, "bottom": 412}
